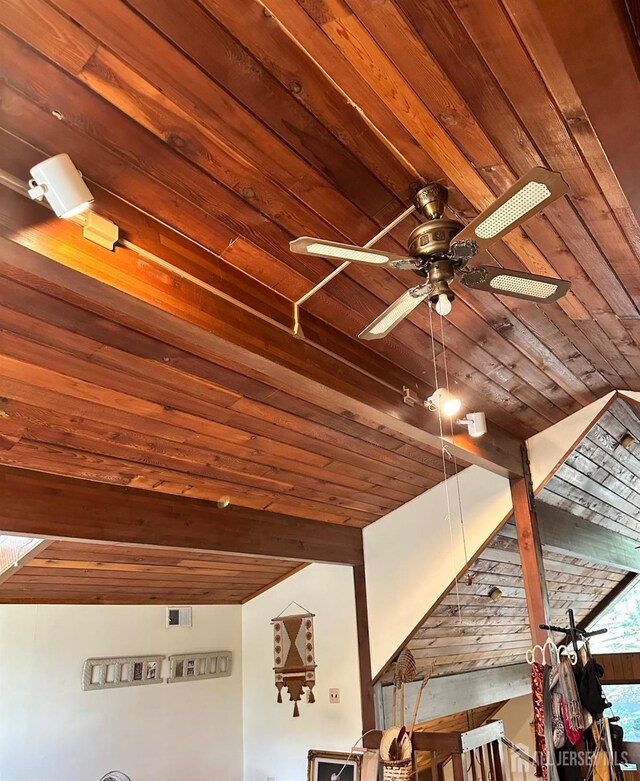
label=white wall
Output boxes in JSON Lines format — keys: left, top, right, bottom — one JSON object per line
{"left": 364, "top": 466, "right": 513, "bottom": 676}
{"left": 526, "top": 391, "right": 615, "bottom": 492}
{"left": 496, "top": 695, "right": 537, "bottom": 781}
{"left": 242, "top": 564, "right": 362, "bottom": 781}
{"left": 0, "top": 604, "right": 243, "bottom": 781}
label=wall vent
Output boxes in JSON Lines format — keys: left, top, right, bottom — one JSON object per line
{"left": 167, "top": 606, "right": 192, "bottom": 628}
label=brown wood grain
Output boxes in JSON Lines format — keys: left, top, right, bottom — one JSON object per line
{"left": 0, "top": 0, "right": 639, "bottom": 616}
{"left": 2, "top": 0, "right": 638, "bottom": 449}
{"left": 0, "top": 466, "right": 365, "bottom": 565}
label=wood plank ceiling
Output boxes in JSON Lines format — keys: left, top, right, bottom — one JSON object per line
{"left": 0, "top": 234, "right": 450, "bottom": 528}
{"left": 0, "top": 541, "right": 301, "bottom": 604}
{"left": 385, "top": 400, "right": 639, "bottom": 680}
{"left": 0, "top": 1, "right": 638, "bottom": 591}
{"left": 540, "top": 398, "right": 640, "bottom": 544}
{"left": 1, "top": 0, "right": 640, "bottom": 445}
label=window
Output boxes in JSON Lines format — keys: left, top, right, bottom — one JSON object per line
{"left": 589, "top": 579, "right": 640, "bottom": 654}
{"left": 588, "top": 577, "right": 640, "bottom": 743}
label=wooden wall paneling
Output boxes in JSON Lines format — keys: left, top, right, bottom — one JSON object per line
{"left": 598, "top": 653, "right": 640, "bottom": 685}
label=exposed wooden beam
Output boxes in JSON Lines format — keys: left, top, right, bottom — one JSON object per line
{"left": 0, "top": 213, "right": 524, "bottom": 478}
{"left": 353, "top": 564, "right": 376, "bottom": 732}
{"left": 511, "top": 475, "right": 551, "bottom": 646}
{"left": 0, "top": 466, "right": 364, "bottom": 565}
{"left": 598, "top": 652, "right": 640, "bottom": 684}
{"left": 380, "top": 664, "right": 530, "bottom": 728}
{"left": 537, "top": 503, "right": 640, "bottom": 573}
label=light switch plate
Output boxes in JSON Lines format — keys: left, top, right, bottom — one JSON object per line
{"left": 329, "top": 688, "right": 340, "bottom": 703}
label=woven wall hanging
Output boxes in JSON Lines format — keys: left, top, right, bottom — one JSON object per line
{"left": 272, "top": 603, "right": 316, "bottom": 717}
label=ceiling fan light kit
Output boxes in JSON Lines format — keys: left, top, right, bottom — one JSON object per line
{"left": 289, "top": 167, "right": 571, "bottom": 340}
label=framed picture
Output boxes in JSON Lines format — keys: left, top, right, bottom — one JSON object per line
{"left": 307, "top": 750, "right": 362, "bottom": 781}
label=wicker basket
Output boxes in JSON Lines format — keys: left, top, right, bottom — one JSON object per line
{"left": 381, "top": 758, "right": 413, "bottom": 781}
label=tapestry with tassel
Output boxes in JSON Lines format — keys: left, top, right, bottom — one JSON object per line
{"left": 272, "top": 610, "right": 316, "bottom": 717}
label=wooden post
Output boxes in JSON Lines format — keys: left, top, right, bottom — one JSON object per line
{"left": 431, "top": 752, "right": 439, "bottom": 781}
{"left": 510, "top": 473, "right": 551, "bottom": 647}
{"left": 452, "top": 752, "right": 468, "bottom": 781}
{"left": 353, "top": 562, "right": 376, "bottom": 733}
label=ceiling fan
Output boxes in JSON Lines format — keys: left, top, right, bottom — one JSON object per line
{"left": 290, "top": 168, "right": 570, "bottom": 340}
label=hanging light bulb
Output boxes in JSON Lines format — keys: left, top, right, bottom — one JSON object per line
{"left": 426, "top": 387, "right": 461, "bottom": 417}
{"left": 434, "top": 292, "right": 452, "bottom": 317}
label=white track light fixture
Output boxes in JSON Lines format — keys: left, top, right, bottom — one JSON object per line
{"left": 426, "top": 388, "right": 461, "bottom": 417}
{"left": 457, "top": 412, "right": 487, "bottom": 437}
{"left": 28, "top": 154, "right": 94, "bottom": 219}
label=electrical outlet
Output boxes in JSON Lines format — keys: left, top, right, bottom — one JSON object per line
{"left": 329, "top": 688, "right": 340, "bottom": 704}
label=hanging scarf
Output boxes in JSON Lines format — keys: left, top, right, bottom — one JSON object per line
{"left": 551, "top": 690, "right": 567, "bottom": 749}
{"left": 558, "top": 660, "right": 584, "bottom": 734}
{"left": 531, "top": 662, "right": 547, "bottom": 780}
{"left": 560, "top": 698, "right": 583, "bottom": 746}
{"left": 543, "top": 665, "right": 561, "bottom": 781}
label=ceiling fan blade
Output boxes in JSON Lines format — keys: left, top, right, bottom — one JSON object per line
{"left": 358, "top": 284, "right": 432, "bottom": 340}
{"left": 451, "top": 168, "right": 569, "bottom": 254}
{"left": 459, "top": 265, "right": 570, "bottom": 303}
{"left": 290, "top": 236, "right": 410, "bottom": 265}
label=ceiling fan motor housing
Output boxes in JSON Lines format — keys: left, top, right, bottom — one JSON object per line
{"left": 408, "top": 218, "right": 464, "bottom": 261}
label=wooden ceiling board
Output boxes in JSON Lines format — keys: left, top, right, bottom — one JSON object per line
{"left": 0, "top": 216, "right": 467, "bottom": 526}
{"left": 540, "top": 399, "right": 640, "bottom": 542}
{"left": 0, "top": 0, "right": 639, "bottom": 603}
{"left": 0, "top": 541, "right": 301, "bottom": 604}
{"left": 0, "top": 0, "right": 638, "bottom": 446}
